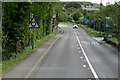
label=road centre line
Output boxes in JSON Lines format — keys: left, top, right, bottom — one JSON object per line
{"left": 73, "top": 29, "right": 99, "bottom": 80}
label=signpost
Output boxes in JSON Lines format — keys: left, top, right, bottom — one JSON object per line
{"left": 29, "top": 13, "right": 32, "bottom": 47}
{"left": 29, "top": 16, "right": 40, "bottom": 50}
{"left": 91, "top": 20, "right": 95, "bottom": 30}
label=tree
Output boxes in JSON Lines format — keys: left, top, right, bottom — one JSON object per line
{"left": 65, "top": 2, "right": 81, "bottom": 9}
{"left": 72, "top": 8, "right": 83, "bottom": 22}
{"left": 2, "top": 2, "right": 63, "bottom": 60}
{"left": 2, "top": 2, "right": 30, "bottom": 60}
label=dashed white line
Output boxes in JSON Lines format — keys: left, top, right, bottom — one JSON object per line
{"left": 79, "top": 51, "right": 81, "bottom": 53}
{"left": 76, "top": 35, "right": 99, "bottom": 79}
{"left": 80, "top": 56, "right": 83, "bottom": 59}
{"left": 73, "top": 29, "right": 99, "bottom": 80}
{"left": 83, "top": 65, "right": 87, "bottom": 68}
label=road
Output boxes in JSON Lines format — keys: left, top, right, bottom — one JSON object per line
{"left": 3, "top": 23, "right": 119, "bottom": 79}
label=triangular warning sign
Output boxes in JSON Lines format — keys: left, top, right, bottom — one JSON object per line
{"left": 29, "top": 16, "right": 40, "bottom": 28}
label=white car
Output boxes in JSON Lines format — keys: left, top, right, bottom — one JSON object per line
{"left": 73, "top": 25, "right": 78, "bottom": 28}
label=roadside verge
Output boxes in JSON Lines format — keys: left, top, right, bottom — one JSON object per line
{"left": 77, "top": 24, "right": 119, "bottom": 52}
{"left": 2, "top": 30, "right": 63, "bottom": 78}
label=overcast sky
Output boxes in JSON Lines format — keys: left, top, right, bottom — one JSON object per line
{"left": 60, "top": 0, "right": 120, "bottom": 6}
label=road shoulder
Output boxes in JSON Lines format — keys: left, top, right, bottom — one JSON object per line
{"left": 3, "top": 33, "right": 62, "bottom": 78}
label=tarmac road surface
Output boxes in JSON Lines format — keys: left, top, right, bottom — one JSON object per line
{"left": 3, "top": 23, "right": 119, "bottom": 79}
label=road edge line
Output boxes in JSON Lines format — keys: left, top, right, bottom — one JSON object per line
{"left": 24, "top": 34, "right": 62, "bottom": 78}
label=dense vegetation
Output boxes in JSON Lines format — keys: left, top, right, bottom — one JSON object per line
{"left": 2, "top": 2, "right": 63, "bottom": 60}
{"left": 60, "top": 2, "right": 120, "bottom": 45}
{"left": 88, "top": 2, "right": 120, "bottom": 44}
{"left": 2, "top": 1, "right": 120, "bottom": 60}
{"left": 57, "top": 2, "right": 97, "bottom": 23}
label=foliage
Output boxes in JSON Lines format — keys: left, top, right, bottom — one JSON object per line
{"left": 87, "top": 1, "right": 120, "bottom": 43}
{"left": 2, "top": 2, "right": 63, "bottom": 60}
{"left": 64, "top": 2, "right": 81, "bottom": 9}
{"left": 72, "top": 8, "right": 83, "bottom": 22}
{"left": 2, "top": 2, "right": 30, "bottom": 60}
{"left": 2, "top": 33, "right": 56, "bottom": 75}
{"left": 78, "top": 24, "right": 103, "bottom": 37}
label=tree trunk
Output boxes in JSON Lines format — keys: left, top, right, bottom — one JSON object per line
{"left": 15, "top": 41, "right": 18, "bottom": 54}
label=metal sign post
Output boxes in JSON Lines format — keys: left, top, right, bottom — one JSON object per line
{"left": 32, "top": 28, "right": 34, "bottom": 50}
{"left": 31, "top": 21, "right": 36, "bottom": 50}
{"left": 29, "top": 16, "right": 40, "bottom": 50}
{"left": 29, "top": 13, "right": 32, "bottom": 47}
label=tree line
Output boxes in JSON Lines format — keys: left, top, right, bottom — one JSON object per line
{"left": 2, "top": 2, "right": 63, "bottom": 60}
{"left": 88, "top": 2, "right": 120, "bottom": 43}
{"left": 60, "top": 2, "right": 120, "bottom": 45}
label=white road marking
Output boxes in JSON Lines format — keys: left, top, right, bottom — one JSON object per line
{"left": 73, "top": 29, "right": 99, "bottom": 80}
{"left": 24, "top": 35, "right": 62, "bottom": 78}
{"left": 81, "top": 41, "right": 99, "bottom": 45}
{"left": 83, "top": 65, "right": 87, "bottom": 68}
{"left": 76, "top": 35, "right": 99, "bottom": 79}
{"left": 79, "top": 51, "right": 81, "bottom": 53}
{"left": 80, "top": 56, "right": 83, "bottom": 59}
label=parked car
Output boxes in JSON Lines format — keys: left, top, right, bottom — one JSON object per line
{"left": 73, "top": 25, "right": 78, "bottom": 28}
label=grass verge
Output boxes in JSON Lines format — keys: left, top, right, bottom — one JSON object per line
{"left": 2, "top": 33, "right": 57, "bottom": 76}
{"left": 78, "top": 24, "right": 103, "bottom": 37}
{"left": 108, "top": 37, "right": 119, "bottom": 44}
{"left": 78, "top": 24, "right": 119, "bottom": 44}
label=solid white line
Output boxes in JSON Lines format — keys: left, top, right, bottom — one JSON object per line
{"left": 76, "top": 35, "right": 99, "bottom": 80}
{"left": 24, "top": 35, "right": 62, "bottom": 78}
{"left": 73, "top": 29, "right": 99, "bottom": 80}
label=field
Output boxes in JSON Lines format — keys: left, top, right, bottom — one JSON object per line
{"left": 82, "top": 8, "right": 99, "bottom": 11}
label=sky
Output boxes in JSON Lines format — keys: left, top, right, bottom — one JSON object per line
{"left": 60, "top": 0, "right": 120, "bottom": 6}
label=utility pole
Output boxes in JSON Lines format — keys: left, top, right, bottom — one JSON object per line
{"left": 100, "top": 0, "right": 102, "bottom": 34}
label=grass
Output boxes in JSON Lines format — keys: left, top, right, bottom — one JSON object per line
{"left": 78, "top": 24, "right": 103, "bottom": 37}
{"left": 0, "top": 61, "right": 1, "bottom": 77}
{"left": 63, "top": 22, "right": 119, "bottom": 44}
{"left": 82, "top": 8, "right": 99, "bottom": 11}
{"left": 61, "top": 22, "right": 103, "bottom": 37}
{"left": 59, "top": 22, "right": 76, "bottom": 25}
{"left": 108, "top": 37, "right": 119, "bottom": 44}
{"left": 78, "top": 24, "right": 119, "bottom": 44}
{"left": 2, "top": 33, "right": 57, "bottom": 76}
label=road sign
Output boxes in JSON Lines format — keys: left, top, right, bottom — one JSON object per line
{"left": 83, "top": 16, "right": 89, "bottom": 24}
{"left": 29, "top": 16, "right": 40, "bottom": 28}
